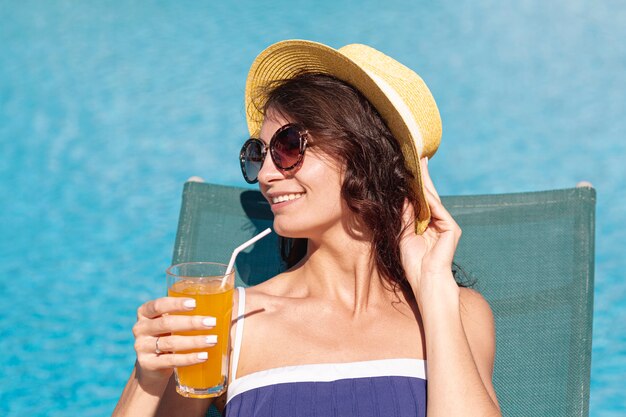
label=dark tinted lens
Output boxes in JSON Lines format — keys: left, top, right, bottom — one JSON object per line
{"left": 242, "top": 140, "right": 264, "bottom": 182}
{"left": 271, "top": 126, "right": 303, "bottom": 169}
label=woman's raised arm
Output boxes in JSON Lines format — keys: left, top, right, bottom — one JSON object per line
{"left": 400, "top": 157, "right": 501, "bottom": 417}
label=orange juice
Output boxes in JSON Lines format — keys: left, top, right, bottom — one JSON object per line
{"left": 168, "top": 278, "right": 234, "bottom": 397}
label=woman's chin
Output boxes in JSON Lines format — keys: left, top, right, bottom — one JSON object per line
{"left": 273, "top": 223, "right": 306, "bottom": 239}
{"left": 272, "top": 219, "right": 320, "bottom": 239}
{"left": 273, "top": 217, "right": 341, "bottom": 239}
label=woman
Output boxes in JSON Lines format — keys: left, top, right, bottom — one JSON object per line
{"left": 114, "top": 40, "right": 501, "bottom": 417}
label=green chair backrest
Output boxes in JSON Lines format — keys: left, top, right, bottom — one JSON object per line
{"left": 172, "top": 181, "right": 596, "bottom": 417}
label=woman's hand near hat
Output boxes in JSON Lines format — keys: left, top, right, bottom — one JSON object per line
{"left": 400, "top": 157, "right": 462, "bottom": 305}
{"left": 400, "top": 157, "right": 501, "bottom": 416}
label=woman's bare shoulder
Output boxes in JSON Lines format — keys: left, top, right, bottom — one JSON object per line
{"left": 459, "top": 288, "right": 494, "bottom": 323}
{"left": 459, "top": 287, "right": 497, "bottom": 371}
{"left": 458, "top": 289, "right": 500, "bottom": 408}
{"left": 235, "top": 271, "right": 301, "bottom": 313}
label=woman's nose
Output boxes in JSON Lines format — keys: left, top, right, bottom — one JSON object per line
{"left": 257, "top": 152, "right": 284, "bottom": 184}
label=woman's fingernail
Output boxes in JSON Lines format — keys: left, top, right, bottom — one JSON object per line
{"left": 425, "top": 157, "right": 429, "bottom": 165}
{"left": 197, "top": 352, "right": 208, "bottom": 360}
{"left": 202, "top": 317, "right": 216, "bottom": 327}
{"left": 205, "top": 335, "right": 218, "bottom": 345}
{"left": 183, "top": 299, "right": 196, "bottom": 309}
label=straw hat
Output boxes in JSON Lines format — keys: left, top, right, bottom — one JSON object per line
{"left": 245, "top": 40, "right": 442, "bottom": 235}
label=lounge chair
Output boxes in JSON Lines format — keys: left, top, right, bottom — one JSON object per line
{"left": 172, "top": 180, "right": 596, "bottom": 417}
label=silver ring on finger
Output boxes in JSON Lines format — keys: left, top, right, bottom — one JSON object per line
{"left": 155, "top": 336, "right": 163, "bottom": 355}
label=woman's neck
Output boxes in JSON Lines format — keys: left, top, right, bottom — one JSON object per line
{"left": 295, "top": 227, "right": 395, "bottom": 315}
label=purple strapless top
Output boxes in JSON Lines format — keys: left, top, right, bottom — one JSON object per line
{"left": 224, "top": 358, "right": 427, "bottom": 417}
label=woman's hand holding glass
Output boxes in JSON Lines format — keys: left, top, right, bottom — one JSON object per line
{"left": 132, "top": 297, "right": 216, "bottom": 389}
{"left": 400, "top": 157, "right": 463, "bottom": 309}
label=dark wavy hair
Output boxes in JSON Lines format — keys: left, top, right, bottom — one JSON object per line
{"left": 253, "top": 72, "right": 472, "bottom": 291}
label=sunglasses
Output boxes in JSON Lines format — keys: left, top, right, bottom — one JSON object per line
{"left": 239, "top": 123, "right": 309, "bottom": 184}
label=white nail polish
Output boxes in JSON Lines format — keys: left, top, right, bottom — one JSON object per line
{"left": 197, "top": 352, "right": 208, "bottom": 360}
{"left": 205, "top": 335, "right": 218, "bottom": 345}
{"left": 202, "top": 317, "right": 216, "bottom": 327}
{"left": 183, "top": 299, "right": 196, "bottom": 309}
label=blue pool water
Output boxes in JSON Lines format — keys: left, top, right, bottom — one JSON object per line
{"left": 1, "top": 1, "right": 624, "bottom": 416}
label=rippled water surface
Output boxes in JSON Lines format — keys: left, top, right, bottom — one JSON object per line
{"left": 1, "top": 1, "right": 625, "bottom": 416}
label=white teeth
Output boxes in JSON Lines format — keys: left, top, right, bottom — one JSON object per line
{"left": 272, "top": 193, "right": 305, "bottom": 204}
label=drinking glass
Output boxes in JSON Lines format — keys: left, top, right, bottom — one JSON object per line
{"left": 166, "top": 262, "right": 234, "bottom": 398}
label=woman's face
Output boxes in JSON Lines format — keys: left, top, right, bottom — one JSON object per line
{"left": 257, "top": 110, "right": 346, "bottom": 239}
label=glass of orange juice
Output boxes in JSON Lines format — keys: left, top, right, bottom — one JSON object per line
{"left": 166, "top": 262, "right": 235, "bottom": 398}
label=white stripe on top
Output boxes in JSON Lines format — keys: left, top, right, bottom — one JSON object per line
{"left": 227, "top": 358, "right": 427, "bottom": 403}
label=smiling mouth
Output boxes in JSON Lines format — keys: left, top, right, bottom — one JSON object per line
{"left": 271, "top": 193, "right": 305, "bottom": 204}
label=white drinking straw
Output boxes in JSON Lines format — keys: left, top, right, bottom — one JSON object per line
{"left": 222, "top": 228, "right": 272, "bottom": 285}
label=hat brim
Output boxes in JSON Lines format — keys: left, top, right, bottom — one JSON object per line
{"left": 245, "top": 40, "right": 431, "bottom": 234}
